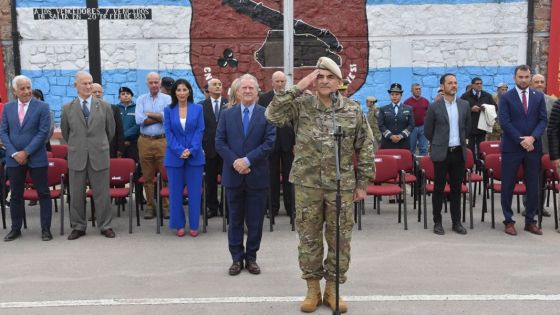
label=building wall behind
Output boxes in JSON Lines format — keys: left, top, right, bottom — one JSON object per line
{"left": 0, "top": 0, "right": 553, "bottom": 122}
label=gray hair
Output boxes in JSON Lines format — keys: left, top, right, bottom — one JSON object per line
{"left": 74, "top": 70, "right": 92, "bottom": 84}
{"left": 11, "top": 75, "right": 32, "bottom": 90}
{"left": 239, "top": 73, "right": 259, "bottom": 89}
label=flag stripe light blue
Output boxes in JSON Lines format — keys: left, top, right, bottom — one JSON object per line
{"left": 366, "top": 0, "right": 523, "bottom": 5}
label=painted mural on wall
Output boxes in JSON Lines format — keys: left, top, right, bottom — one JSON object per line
{"left": 15, "top": 0, "right": 527, "bottom": 122}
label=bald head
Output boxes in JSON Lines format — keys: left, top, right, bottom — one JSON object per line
{"left": 74, "top": 71, "right": 94, "bottom": 99}
{"left": 271, "top": 71, "right": 286, "bottom": 93}
{"left": 208, "top": 78, "right": 223, "bottom": 99}
{"left": 147, "top": 72, "right": 161, "bottom": 95}
{"left": 531, "top": 74, "right": 546, "bottom": 92}
{"left": 92, "top": 83, "right": 103, "bottom": 99}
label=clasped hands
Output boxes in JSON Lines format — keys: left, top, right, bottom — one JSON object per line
{"left": 13, "top": 151, "right": 28, "bottom": 165}
{"left": 390, "top": 135, "right": 403, "bottom": 143}
{"left": 180, "top": 149, "right": 191, "bottom": 159}
{"left": 233, "top": 158, "right": 251, "bottom": 175}
{"left": 519, "top": 136, "right": 535, "bottom": 152}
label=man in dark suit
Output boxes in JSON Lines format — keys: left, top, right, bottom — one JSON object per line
{"left": 499, "top": 65, "right": 547, "bottom": 236}
{"left": 215, "top": 74, "right": 276, "bottom": 276}
{"left": 258, "top": 71, "right": 295, "bottom": 217}
{"left": 460, "top": 77, "right": 497, "bottom": 158}
{"left": 61, "top": 71, "right": 116, "bottom": 240}
{"left": 0, "top": 75, "right": 52, "bottom": 241}
{"left": 424, "top": 73, "right": 471, "bottom": 235}
{"left": 202, "top": 78, "right": 228, "bottom": 217}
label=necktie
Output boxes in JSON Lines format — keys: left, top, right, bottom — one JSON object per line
{"left": 18, "top": 103, "right": 25, "bottom": 125}
{"left": 82, "top": 100, "right": 90, "bottom": 124}
{"left": 242, "top": 108, "right": 250, "bottom": 136}
{"left": 521, "top": 90, "right": 528, "bottom": 113}
{"left": 214, "top": 100, "right": 220, "bottom": 121}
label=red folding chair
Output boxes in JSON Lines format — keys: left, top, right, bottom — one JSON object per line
{"left": 419, "top": 155, "right": 473, "bottom": 230}
{"left": 22, "top": 158, "right": 67, "bottom": 235}
{"left": 541, "top": 154, "right": 558, "bottom": 229}
{"left": 364, "top": 155, "right": 408, "bottom": 230}
{"left": 377, "top": 149, "right": 418, "bottom": 208}
{"left": 50, "top": 144, "right": 68, "bottom": 159}
{"left": 465, "top": 148, "right": 483, "bottom": 207}
{"left": 87, "top": 158, "right": 135, "bottom": 233}
{"left": 484, "top": 154, "right": 526, "bottom": 228}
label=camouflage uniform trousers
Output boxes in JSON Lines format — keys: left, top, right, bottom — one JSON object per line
{"left": 295, "top": 184, "right": 354, "bottom": 283}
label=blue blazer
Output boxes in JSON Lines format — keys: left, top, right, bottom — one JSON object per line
{"left": 498, "top": 88, "right": 548, "bottom": 153}
{"left": 0, "top": 98, "right": 51, "bottom": 168}
{"left": 215, "top": 104, "right": 276, "bottom": 189}
{"left": 163, "top": 102, "right": 205, "bottom": 167}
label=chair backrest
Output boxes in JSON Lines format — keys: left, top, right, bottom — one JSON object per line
{"left": 541, "top": 154, "right": 559, "bottom": 180}
{"left": 373, "top": 155, "right": 399, "bottom": 183}
{"left": 46, "top": 151, "right": 53, "bottom": 158}
{"left": 50, "top": 144, "right": 68, "bottom": 159}
{"left": 47, "top": 158, "right": 68, "bottom": 186}
{"left": 109, "top": 158, "right": 136, "bottom": 186}
{"left": 484, "top": 154, "right": 524, "bottom": 181}
{"left": 376, "top": 149, "right": 413, "bottom": 172}
{"left": 420, "top": 155, "right": 435, "bottom": 181}
{"left": 479, "top": 141, "right": 501, "bottom": 159}
{"left": 465, "top": 148, "right": 475, "bottom": 169}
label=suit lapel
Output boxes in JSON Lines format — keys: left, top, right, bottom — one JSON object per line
{"left": 439, "top": 101, "right": 449, "bottom": 124}
{"left": 245, "top": 106, "right": 259, "bottom": 138}
{"left": 20, "top": 99, "right": 35, "bottom": 129}
{"left": 233, "top": 105, "right": 244, "bottom": 138}
{"left": 73, "top": 98, "right": 87, "bottom": 127}
{"left": 174, "top": 105, "right": 186, "bottom": 135}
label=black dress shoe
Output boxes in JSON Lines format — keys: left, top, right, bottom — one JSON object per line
{"left": 41, "top": 229, "right": 53, "bottom": 241}
{"left": 67, "top": 229, "right": 86, "bottom": 240}
{"left": 4, "top": 229, "right": 22, "bottom": 242}
{"left": 452, "top": 224, "right": 467, "bottom": 235}
{"left": 245, "top": 260, "right": 261, "bottom": 275}
{"left": 229, "top": 261, "right": 243, "bottom": 276}
{"left": 433, "top": 223, "right": 445, "bottom": 235}
{"left": 101, "top": 228, "right": 116, "bottom": 238}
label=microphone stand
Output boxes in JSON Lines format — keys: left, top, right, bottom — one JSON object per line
{"left": 330, "top": 92, "right": 344, "bottom": 315}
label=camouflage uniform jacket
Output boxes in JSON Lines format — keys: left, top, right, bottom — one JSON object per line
{"left": 265, "top": 86, "right": 375, "bottom": 191}
{"left": 366, "top": 107, "right": 381, "bottom": 150}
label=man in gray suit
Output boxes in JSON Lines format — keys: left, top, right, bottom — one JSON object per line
{"left": 424, "top": 73, "right": 471, "bottom": 235}
{"left": 61, "top": 71, "right": 116, "bottom": 240}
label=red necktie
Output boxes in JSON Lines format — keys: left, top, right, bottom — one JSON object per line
{"left": 522, "top": 90, "right": 527, "bottom": 114}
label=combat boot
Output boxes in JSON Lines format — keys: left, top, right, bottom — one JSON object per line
{"left": 323, "top": 280, "right": 348, "bottom": 313}
{"left": 300, "top": 279, "right": 322, "bottom": 312}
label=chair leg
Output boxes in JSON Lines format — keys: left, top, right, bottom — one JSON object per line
{"left": 553, "top": 188, "right": 558, "bottom": 230}
{"left": 491, "top": 190, "right": 495, "bottom": 229}
{"left": 397, "top": 196, "right": 401, "bottom": 224}
{"left": 90, "top": 197, "right": 96, "bottom": 227}
{"left": 423, "top": 191, "right": 428, "bottom": 230}
{"left": 516, "top": 195, "right": 520, "bottom": 213}
{"left": 403, "top": 188, "right": 408, "bottom": 231}
{"left": 23, "top": 205, "right": 27, "bottom": 229}
{"left": 462, "top": 192, "right": 466, "bottom": 223}
{"left": 472, "top": 182, "right": 477, "bottom": 208}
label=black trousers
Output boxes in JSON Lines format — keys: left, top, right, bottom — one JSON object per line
{"left": 269, "top": 150, "right": 294, "bottom": 215}
{"left": 468, "top": 133, "right": 486, "bottom": 157}
{"left": 205, "top": 155, "right": 222, "bottom": 212}
{"left": 432, "top": 149, "right": 465, "bottom": 225}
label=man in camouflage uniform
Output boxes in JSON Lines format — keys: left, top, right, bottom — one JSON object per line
{"left": 266, "top": 57, "right": 375, "bottom": 313}
{"left": 366, "top": 96, "right": 381, "bottom": 150}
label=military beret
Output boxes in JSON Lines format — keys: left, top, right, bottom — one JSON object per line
{"left": 316, "top": 57, "right": 343, "bottom": 80}
{"left": 119, "top": 86, "right": 134, "bottom": 97}
{"left": 387, "top": 83, "right": 403, "bottom": 94}
{"left": 366, "top": 96, "right": 377, "bottom": 102}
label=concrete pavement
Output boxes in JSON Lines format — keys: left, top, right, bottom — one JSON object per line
{"left": 1, "top": 195, "right": 560, "bottom": 314}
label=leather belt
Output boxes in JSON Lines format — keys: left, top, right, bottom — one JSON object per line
{"left": 448, "top": 146, "right": 461, "bottom": 152}
{"left": 140, "top": 134, "right": 165, "bottom": 140}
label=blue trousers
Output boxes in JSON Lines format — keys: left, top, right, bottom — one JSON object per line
{"left": 500, "top": 151, "right": 541, "bottom": 224}
{"left": 410, "top": 125, "right": 428, "bottom": 156}
{"left": 226, "top": 183, "right": 267, "bottom": 263}
{"left": 167, "top": 164, "right": 204, "bottom": 230}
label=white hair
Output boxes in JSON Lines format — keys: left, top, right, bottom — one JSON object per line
{"left": 11, "top": 75, "right": 32, "bottom": 90}
{"left": 239, "top": 73, "right": 259, "bottom": 89}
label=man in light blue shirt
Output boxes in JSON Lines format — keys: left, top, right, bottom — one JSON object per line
{"left": 135, "top": 72, "right": 171, "bottom": 219}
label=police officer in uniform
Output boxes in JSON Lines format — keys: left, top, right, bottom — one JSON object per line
{"left": 378, "top": 83, "right": 415, "bottom": 149}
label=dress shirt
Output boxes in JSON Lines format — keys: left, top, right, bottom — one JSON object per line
{"left": 135, "top": 92, "right": 171, "bottom": 136}
{"left": 514, "top": 86, "right": 530, "bottom": 111}
{"left": 240, "top": 103, "right": 255, "bottom": 166}
{"left": 78, "top": 96, "right": 93, "bottom": 113}
{"left": 444, "top": 97, "right": 460, "bottom": 146}
{"left": 392, "top": 103, "right": 399, "bottom": 115}
{"left": 211, "top": 96, "right": 222, "bottom": 117}
{"left": 18, "top": 99, "right": 30, "bottom": 118}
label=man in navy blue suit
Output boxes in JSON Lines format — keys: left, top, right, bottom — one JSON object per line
{"left": 0, "top": 75, "right": 52, "bottom": 241}
{"left": 498, "top": 65, "right": 548, "bottom": 235}
{"left": 215, "top": 74, "right": 276, "bottom": 276}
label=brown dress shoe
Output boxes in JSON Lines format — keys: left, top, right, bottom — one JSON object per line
{"left": 245, "top": 260, "right": 261, "bottom": 275}
{"left": 101, "top": 228, "right": 116, "bottom": 238}
{"left": 229, "top": 261, "right": 243, "bottom": 276}
{"left": 67, "top": 229, "right": 86, "bottom": 240}
{"left": 524, "top": 223, "right": 543, "bottom": 235}
{"left": 504, "top": 223, "right": 517, "bottom": 236}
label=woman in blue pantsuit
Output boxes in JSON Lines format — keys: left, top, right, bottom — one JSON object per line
{"left": 163, "top": 79, "right": 205, "bottom": 237}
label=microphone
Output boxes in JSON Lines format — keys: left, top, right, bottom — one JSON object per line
{"left": 330, "top": 92, "right": 338, "bottom": 105}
